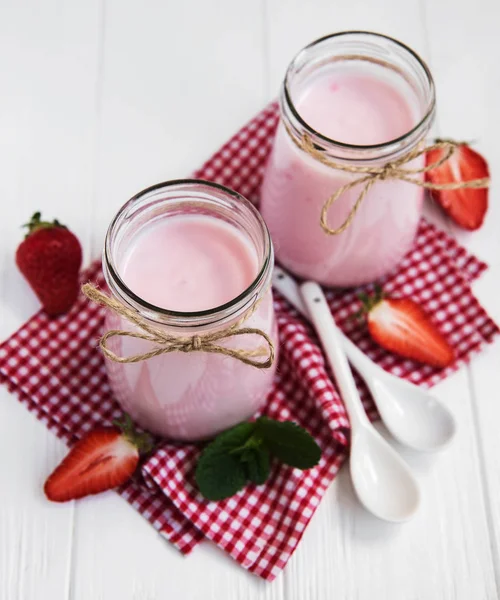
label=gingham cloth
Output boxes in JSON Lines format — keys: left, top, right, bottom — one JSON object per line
{"left": 1, "top": 103, "right": 498, "bottom": 581}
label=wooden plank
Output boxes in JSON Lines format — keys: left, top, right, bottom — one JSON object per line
{"left": 0, "top": 400, "right": 75, "bottom": 600}
{"left": 0, "top": 0, "right": 102, "bottom": 598}
{"left": 88, "top": 0, "right": 270, "bottom": 257}
{"left": 72, "top": 494, "right": 285, "bottom": 600}
{"left": 265, "top": 0, "right": 429, "bottom": 94}
{"left": 284, "top": 376, "right": 497, "bottom": 600}
{"left": 425, "top": 0, "right": 500, "bottom": 593}
{"left": 422, "top": 0, "right": 500, "bottom": 267}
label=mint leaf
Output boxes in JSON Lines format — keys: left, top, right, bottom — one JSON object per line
{"left": 195, "top": 451, "right": 247, "bottom": 501}
{"left": 241, "top": 448, "right": 270, "bottom": 485}
{"left": 207, "top": 421, "right": 256, "bottom": 452}
{"left": 195, "top": 422, "right": 256, "bottom": 501}
{"left": 194, "top": 417, "right": 322, "bottom": 501}
{"left": 256, "top": 417, "right": 321, "bottom": 469}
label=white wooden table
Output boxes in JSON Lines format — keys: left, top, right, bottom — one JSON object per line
{"left": 1, "top": 1, "right": 500, "bottom": 598}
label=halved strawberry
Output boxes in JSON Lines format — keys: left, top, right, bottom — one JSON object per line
{"left": 426, "top": 143, "right": 489, "bottom": 231}
{"left": 359, "top": 287, "right": 455, "bottom": 368}
{"left": 44, "top": 416, "right": 153, "bottom": 502}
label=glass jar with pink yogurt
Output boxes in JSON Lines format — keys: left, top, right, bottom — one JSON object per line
{"left": 102, "top": 180, "right": 277, "bottom": 441}
{"left": 260, "top": 31, "right": 436, "bottom": 287}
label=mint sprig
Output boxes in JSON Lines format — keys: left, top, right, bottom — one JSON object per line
{"left": 195, "top": 418, "right": 321, "bottom": 501}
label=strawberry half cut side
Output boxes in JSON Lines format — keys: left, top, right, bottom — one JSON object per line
{"left": 359, "top": 286, "right": 455, "bottom": 369}
{"left": 426, "top": 143, "right": 489, "bottom": 231}
{"left": 44, "top": 416, "right": 153, "bottom": 502}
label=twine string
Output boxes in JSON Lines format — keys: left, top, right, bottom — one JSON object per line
{"left": 82, "top": 283, "right": 275, "bottom": 369}
{"left": 285, "top": 125, "right": 490, "bottom": 235}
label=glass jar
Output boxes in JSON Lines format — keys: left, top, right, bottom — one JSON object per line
{"left": 102, "top": 180, "right": 278, "bottom": 441}
{"left": 260, "top": 31, "right": 436, "bottom": 287}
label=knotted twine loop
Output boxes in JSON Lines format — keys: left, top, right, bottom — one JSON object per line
{"left": 82, "top": 283, "right": 275, "bottom": 369}
{"left": 284, "top": 123, "right": 490, "bottom": 235}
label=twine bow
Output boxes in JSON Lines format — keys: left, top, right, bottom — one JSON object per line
{"left": 286, "top": 127, "right": 490, "bottom": 235}
{"left": 82, "top": 283, "right": 275, "bottom": 369}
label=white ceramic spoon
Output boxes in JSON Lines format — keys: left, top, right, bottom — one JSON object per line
{"left": 273, "top": 266, "right": 456, "bottom": 452}
{"left": 302, "top": 281, "right": 421, "bottom": 522}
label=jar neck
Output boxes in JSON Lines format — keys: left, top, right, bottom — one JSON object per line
{"left": 280, "top": 31, "right": 436, "bottom": 164}
{"left": 102, "top": 179, "right": 273, "bottom": 331}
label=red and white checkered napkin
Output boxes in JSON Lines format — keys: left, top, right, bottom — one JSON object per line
{"left": 1, "top": 102, "right": 499, "bottom": 581}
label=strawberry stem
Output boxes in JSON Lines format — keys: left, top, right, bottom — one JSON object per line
{"left": 113, "top": 414, "right": 154, "bottom": 455}
{"left": 435, "top": 137, "right": 470, "bottom": 147}
{"left": 356, "top": 284, "right": 386, "bottom": 317}
{"left": 22, "top": 212, "right": 67, "bottom": 238}
{"left": 373, "top": 284, "right": 384, "bottom": 303}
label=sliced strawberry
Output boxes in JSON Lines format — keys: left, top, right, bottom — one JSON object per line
{"left": 44, "top": 416, "right": 153, "bottom": 502}
{"left": 359, "top": 287, "right": 455, "bottom": 368}
{"left": 426, "top": 143, "right": 489, "bottom": 231}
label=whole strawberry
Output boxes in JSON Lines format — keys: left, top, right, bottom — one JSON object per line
{"left": 16, "top": 212, "right": 82, "bottom": 316}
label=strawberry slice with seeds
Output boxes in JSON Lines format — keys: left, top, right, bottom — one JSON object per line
{"left": 426, "top": 143, "right": 489, "bottom": 231}
{"left": 44, "top": 416, "right": 153, "bottom": 502}
{"left": 358, "top": 287, "right": 455, "bottom": 368}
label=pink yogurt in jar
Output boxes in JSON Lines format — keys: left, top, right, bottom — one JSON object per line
{"left": 261, "top": 31, "right": 436, "bottom": 287}
{"left": 102, "top": 180, "right": 277, "bottom": 441}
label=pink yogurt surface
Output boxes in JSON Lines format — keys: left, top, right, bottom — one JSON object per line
{"left": 121, "top": 215, "right": 258, "bottom": 312}
{"left": 261, "top": 65, "right": 424, "bottom": 287}
{"left": 105, "top": 214, "right": 277, "bottom": 441}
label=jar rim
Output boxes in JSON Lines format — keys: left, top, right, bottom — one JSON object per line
{"left": 282, "top": 30, "right": 436, "bottom": 156}
{"left": 103, "top": 179, "right": 273, "bottom": 327}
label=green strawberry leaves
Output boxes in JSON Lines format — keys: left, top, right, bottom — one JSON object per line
{"left": 195, "top": 417, "right": 321, "bottom": 501}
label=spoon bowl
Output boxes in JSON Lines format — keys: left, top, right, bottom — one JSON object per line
{"left": 350, "top": 425, "right": 421, "bottom": 521}
{"left": 370, "top": 375, "right": 456, "bottom": 452}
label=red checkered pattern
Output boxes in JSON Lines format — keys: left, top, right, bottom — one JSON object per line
{"left": 1, "top": 102, "right": 498, "bottom": 581}
{"left": 0, "top": 262, "right": 203, "bottom": 554}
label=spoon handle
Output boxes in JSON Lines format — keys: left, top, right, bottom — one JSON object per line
{"left": 273, "top": 267, "right": 378, "bottom": 380}
{"left": 301, "top": 282, "right": 369, "bottom": 429}
{"left": 273, "top": 266, "right": 308, "bottom": 317}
